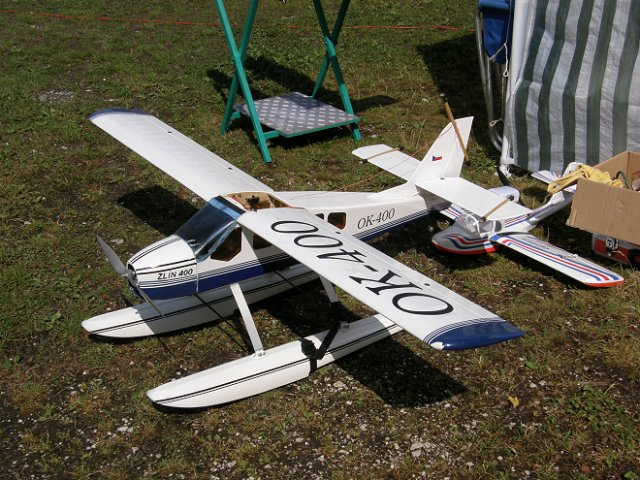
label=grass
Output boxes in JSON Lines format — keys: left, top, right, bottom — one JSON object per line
{"left": 1, "top": 1, "right": 639, "bottom": 479}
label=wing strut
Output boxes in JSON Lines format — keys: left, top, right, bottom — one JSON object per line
{"left": 306, "top": 275, "right": 351, "bottom": 362}
{"left": 229, "top": 282, "right": 264, "bottom": 357}
{"left": 319, "top": 275, "right": 340, "bottom": 304}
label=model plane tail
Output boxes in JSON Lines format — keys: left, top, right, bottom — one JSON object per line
{"left": 352, "top": 117, "right": 473, "bottom": 184}
{"left": 354, "top": 118, "right": 525, "bottom": 220}
{"left": 408, "top": 116, "right": 473, "bottom": 184}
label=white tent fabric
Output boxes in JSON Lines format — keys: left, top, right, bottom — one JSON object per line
{"left": 504, "top": 0, "right": 640, "bottom": 174}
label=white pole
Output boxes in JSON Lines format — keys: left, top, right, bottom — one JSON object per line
{"left": 500, "top": 0, "right": 535, "bottom": 172}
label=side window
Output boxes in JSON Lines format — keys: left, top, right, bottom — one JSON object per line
{"left": 316, "top": 213, "right": 325, "bottom": 220}
{"left": 210, "top": 227, "right": 242, "bottom": 261}
{"left": 253, "top": 233, "right": 272, "bottom": 250}
{"left": 328, "top": 212, "right": 346, "bottom": 230}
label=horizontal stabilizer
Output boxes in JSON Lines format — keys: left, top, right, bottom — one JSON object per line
{"left": 89, "top": 110, "right": 272, "bottom": 200}
{"left": 492, "top": 233, "right": 624, "bottom": 287}
{"left": 418, "top": 177, "right": 530, "bottom": 220}
{"left": 353, "top": 117, "right": 474, "bottom": 184}
{"left": 531, "top": 170, "right": 559, "bottom": 184}
{"left": 352, "top": 145, "right": 420, "bottom": 181}
{"left": 238, "top": 208, "right": 523, "bottom": 349}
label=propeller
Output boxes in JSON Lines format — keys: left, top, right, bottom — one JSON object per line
{"left": 97, "top": 236, "right": 127, "bottom": 276}
{"left": 97, "top": 235, "right": 165, "bottom": 317}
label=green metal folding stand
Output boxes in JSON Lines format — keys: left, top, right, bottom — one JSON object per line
{"left": 215, "top": 0, "right": 361, "bottom": 164}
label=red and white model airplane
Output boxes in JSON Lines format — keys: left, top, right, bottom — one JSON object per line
{"left": 352, "top": 147, "right": 623, "bottom": 288}
{"left": 83, "top": 110, "right": 524, "bottom": 409}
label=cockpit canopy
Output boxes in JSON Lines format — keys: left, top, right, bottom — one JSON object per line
{"left": 175, "top": 196, "right": 244, "bottom": 262}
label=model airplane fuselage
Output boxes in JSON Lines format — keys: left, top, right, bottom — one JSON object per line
{"left": 352, "top": 145, "right": 624, "bottom": 288}
{"left": 128, "top": 188, "right": 430, "bottom": 301}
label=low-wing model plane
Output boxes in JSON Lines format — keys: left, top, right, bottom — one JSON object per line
{"left": 352, "top": 147, "right": 623, "bottom": 287}
{"left": 84, "top": 110, "right": 524, "bottom": 408}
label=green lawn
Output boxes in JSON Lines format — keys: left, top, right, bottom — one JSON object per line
{"left": 0, "top": 2, "right": 638, "bottom": 479}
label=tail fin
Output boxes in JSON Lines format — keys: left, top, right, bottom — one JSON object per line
{"left": 408, "top": 117, "right": 473, "bottom": 184}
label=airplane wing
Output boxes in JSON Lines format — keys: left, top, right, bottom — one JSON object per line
{"left": 530, "top": 170, "right": 559, "bottom": 184}
{"left": 89, "top": 110, "right": 272, "bottom": 200}
{"left": 438, "top": 204, "right": 467, "bottom": 222}
{"left": 354, "top": 146, "right": 529, "bottom": 221}
{"left": 237, "top": 208, "right": 524, "bottom": 350}
{"left": 417, "top": 177, "right": 530, "bottom": 220}
{"left": 352, "top": 117, "right": 474, "bottom": 183}
{"left": 352, "top": 144, "right": 420, "bottom": 181}
{"left": 491, "top": 233, "right": 624, "bottom": 287}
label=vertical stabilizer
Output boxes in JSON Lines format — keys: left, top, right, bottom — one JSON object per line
{"left": 408, "top": 117, "right": 473, "bottom": 184}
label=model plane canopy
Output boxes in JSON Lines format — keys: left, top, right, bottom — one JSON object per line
{"left": 238, "top": 207, "right": 523, "bottom": 350}
{"left": 89, "top": 110, "right": 272, "bottom": 200}
{"left": 175, "top": 196, "right": 244, "bottom": 261}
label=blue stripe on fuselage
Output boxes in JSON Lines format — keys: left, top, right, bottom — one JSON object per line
{"left": 139, "top": 210, "right": 430, "bottom": 300}
{"left": 133, "top": 278, "right": 198, "bottom": 299}
{"left": 196, "top": 256, "right": 298, "bottom": 294}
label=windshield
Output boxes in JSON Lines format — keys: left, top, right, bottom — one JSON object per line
{"left": 175, "top": 196, "right": 243, "bottom": 261}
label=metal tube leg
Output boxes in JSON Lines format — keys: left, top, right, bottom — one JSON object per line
{"left": 215, "top": 0, "right": 273, "bottom": 163}
{"left": 230, "top": 282, "right": 265, "bottom": 357}
{"left": 312, "top": 0, "right": 361, "bottom": 141}
{"left": 319, "top": 275, "right": 340, "bottom": 304}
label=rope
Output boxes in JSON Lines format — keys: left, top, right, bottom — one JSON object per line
{"left": 480, "top": 197, "right": 510, "bottom": 221}
{"left": 1, "top": 9, "right": 475, "bottom": 32}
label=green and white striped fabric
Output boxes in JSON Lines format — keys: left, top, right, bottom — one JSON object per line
{"left": 505, "top": 0, "right": 640, "bottom": 173}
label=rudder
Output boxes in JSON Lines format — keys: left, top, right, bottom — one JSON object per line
{"left": 408, "top": 117, "right": 473, "bottom": 184}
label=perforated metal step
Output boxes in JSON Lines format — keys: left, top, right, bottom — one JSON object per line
{"left": 234, "top": 91, "right": 359, "bottom": 137}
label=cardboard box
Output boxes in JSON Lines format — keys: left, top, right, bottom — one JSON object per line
{"left": 567, "top": 151, "right": 640, "bottom": 244}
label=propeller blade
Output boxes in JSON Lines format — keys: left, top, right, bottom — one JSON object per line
{"left": 97, "top": 236, "right": 127, "bottom": 276}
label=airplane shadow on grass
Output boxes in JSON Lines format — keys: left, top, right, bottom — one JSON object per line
{"left": 260, "top": 279, "right": 467, "bottom": 408}
{"left": 118, "top": 186, "right": 199, "bottom": 237}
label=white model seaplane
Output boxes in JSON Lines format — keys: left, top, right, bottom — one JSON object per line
{"left": 83, "top": 110, "right": 524, "bottom": 408}
{"left": 352, "top": 148, "right": 623, "bottom": 288}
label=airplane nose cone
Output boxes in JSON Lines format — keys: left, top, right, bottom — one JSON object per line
{"left": 127, "top": 264, "right": 138, "bottom": 288}
{"left": 127, "top": 236, "right": 198, "bottom": 300}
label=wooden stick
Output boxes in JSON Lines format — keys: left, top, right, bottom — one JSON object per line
{"left": 481, "top": 197, "right": 510, "bottom": 221}
{"left": 442, "top": 98, "right": 470, "bottom": 163}
{"left": 364, "top": 147, "right": 399, "bottom": 162}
